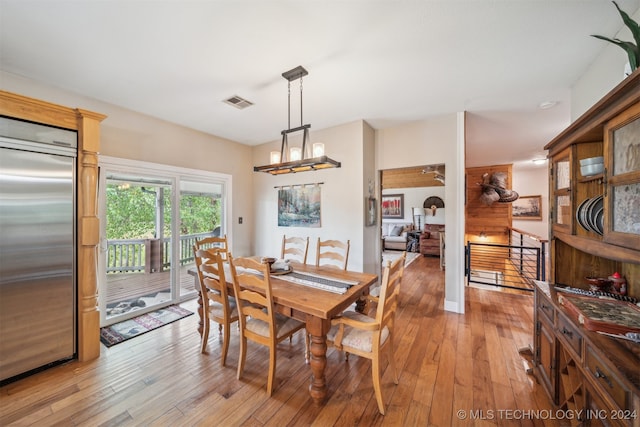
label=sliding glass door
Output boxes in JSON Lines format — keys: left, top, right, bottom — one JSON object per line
{"left": 178, "top": 179, "right": 225, "bottom": 299}
{"left": 100, "top": 173, "right": 174, "bottom": 325}
{"left": 98, "top": 159, "right": 229, "bottom": 327}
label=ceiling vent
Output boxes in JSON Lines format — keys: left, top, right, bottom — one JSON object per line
{"left": 223, "top": 95, "right": 253, "bottom": 109}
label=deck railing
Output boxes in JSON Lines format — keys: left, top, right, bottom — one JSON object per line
{"left": 106, "top": 231, "right": 215, "bottom": 274}
{"left": 466, "top": 228, "right": 547, "bottom": 292}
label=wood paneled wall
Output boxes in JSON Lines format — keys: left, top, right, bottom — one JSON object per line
{"left": 465, "top": 164, "right": 513, "bottom": 245}
{"left": 382, "top": 165, "right": 445, "bottom": 189}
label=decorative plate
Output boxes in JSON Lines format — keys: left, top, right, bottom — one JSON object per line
{"left": 270, "top": 267, "right": 293, "bottom": 276}
{"left": 423, "top": 196, "right": 444, "bottom": 209}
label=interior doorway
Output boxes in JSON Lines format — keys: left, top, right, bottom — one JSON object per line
{"left": 380, "top": 163, "right": 446, "bottom": 264}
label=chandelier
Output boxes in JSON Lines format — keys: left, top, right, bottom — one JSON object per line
{"left": 253, "top": 66, "right": 341, "bottom": 175}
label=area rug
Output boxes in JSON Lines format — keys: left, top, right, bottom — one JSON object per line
{"left": 100, "top": 305, "right": 193, "bottom": 347}
{"left": 382, "top": 250, "right": 420, "bottom": 267}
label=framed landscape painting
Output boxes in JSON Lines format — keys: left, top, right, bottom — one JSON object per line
{"left": 278, "top": 186, "right": 321, "bottom": 227}
{"left": 381, "top": 194, "right": 404, "bottom": 219}
{"left": 512, "top": 195, "right": 542, "bottom": 220}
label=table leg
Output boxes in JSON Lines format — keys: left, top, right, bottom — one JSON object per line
{"left": 306, "top": 316, "right": 329, "bottom": 405}
{"left": 355, "top": 295, "right": 368, "bottom": 314}
{"left": 195, "top": 278, "right": 204, "bottom": 337}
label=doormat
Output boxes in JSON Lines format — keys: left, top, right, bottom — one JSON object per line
{"left": 100, "top": 305, "right": 193, "bottom": 347}
{"left": 106, "top": 289, "right": 171, "bottom": 317}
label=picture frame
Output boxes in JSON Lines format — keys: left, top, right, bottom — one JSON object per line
{"left": 381, "top": 194, "right": 404, "bottom": 219}
{"left": 512, "top": 195, "right": 542, "bottom": 220}
{"left": 278, "top": 186, "right": 321, "bottom": 227}
{"left": 365, "top": 197, "right": 377, "bottom": 226}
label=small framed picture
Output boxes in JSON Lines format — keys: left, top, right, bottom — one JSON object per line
{"left": 365, "top": 197, "right": 377, "bottom": 226}
{"left": 512, "top": 195, "right": 542, "bottom": 220}
{"left": 381, "top": 194, "right": 404, "bottom": 219}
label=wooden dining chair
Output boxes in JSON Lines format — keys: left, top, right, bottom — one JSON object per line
{"left": 326, "top": 255, "right": 403, "bottom": 415}
{"left": 281, "top": 235, "right": 309, "bottom": 264}
{"left": 228, "top": 255, "right": 307, "bottom": 396}
{"left": 315, "top": 238, "right": 350, "bottom": 270}
{"left": 369, "top": 251, "right": 406, "bottom": 306}
{"left": 194, "top": 235, "right": 228, "bottom": 260}
{"left": 192, "top": 246, "right": 238, "bottom": 366}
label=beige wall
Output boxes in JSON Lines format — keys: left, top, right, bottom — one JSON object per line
{"left": 362, "top": 122, "right": 378, "bottom": 274}
{"left": 376, "top": 113, "right": 466, "bottom": 313}
{"left": 251, "top": 120, "right": 373, "bottom": 271}
{"left": 1, "top": 71, "right": 255, "bottom": 256}
{"left": 512, "top": 167, "right": 550, "bottom": 240}
{"left": 572, "top": 8, "right": 640, "bottom": 120}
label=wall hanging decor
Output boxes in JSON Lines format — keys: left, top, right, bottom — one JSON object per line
{"left": 512, "top": 195, "right": 542, "bottom": 220}
{"left": 277, "top": 184, "right": 321, "bottom": 227}
{"left": 381, "top": 194, "right": 404, "bottom": 219}
{"left": 479, "top": 172, "right": 519, "bottom": 205}
{"left": 365, "top": 197, "right": 377, "bottom": 226}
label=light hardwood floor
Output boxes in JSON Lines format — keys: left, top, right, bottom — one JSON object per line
{"left": 0, "top": 256, "right": 562, "bottom": 426}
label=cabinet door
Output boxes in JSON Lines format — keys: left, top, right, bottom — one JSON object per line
{"left": 536, "top": 317, "right": 556, "bottom": 402}
{"left": 604, "top": 101, "right": 640, "bottom": 251}
{"left": 551, "top": 148, "right": 572, "bottom": 231}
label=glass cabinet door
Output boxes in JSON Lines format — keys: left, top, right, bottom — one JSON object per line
{"left": 604, "top": 102, "right": 640, "bottom": 250}
{"left": 552, "top": 152, "right": 572, "bottom": 228}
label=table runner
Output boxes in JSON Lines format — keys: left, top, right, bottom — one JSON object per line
{"left": 276, "top": 271, "right": 358, "bottom": 294}
{"left": 200, "top": 263, "right": 359, "bottom": 294}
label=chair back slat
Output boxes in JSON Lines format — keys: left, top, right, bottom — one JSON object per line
{"left": 191, "top": 244, "right": 238, "bottom": 362}
{"left": 376, "top": 254, "right": 403, "bottom": 330}
{"left": 195, "top": 235, "right": 229, "bottom": 260}
{"left": 193, "top": 248, "right": 229, "bottom": 305}
{"left": 281, "top": 235, "right": 309, "bottom": 264}
{"left": 228, "top": 256, "right": 274, "bottom": 331}
{"left": 316, "top": 238, "right": 350, "bottom": 270}
{"left": 228, "top": 254, "right": 306, "bottom": 396}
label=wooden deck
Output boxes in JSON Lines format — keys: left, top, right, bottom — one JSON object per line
{"left": 105, "top": 264, "right": 197, "bottom": 305}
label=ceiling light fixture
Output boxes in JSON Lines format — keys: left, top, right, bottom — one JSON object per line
{"left": 538, "top": 101, "right": 557, "bottom": 110}
{"left": 254, "top": 66, "right": 341, "bottom": 175}
{"left": 532, "top": 158, "right": 547, "bottom": 165}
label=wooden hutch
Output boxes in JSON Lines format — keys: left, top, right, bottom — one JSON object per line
{"left": 533, "top": 69, "right": 640, "bottom": 425}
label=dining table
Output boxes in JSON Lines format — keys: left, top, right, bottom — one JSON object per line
{"left": 189, "top": 260, "right": 378, "bottom": 405}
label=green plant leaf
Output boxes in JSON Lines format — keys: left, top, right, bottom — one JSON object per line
{"left": 591, "top": 35, "right": 639, "bottom": 69}
{"left": 612, "top": 1, "right": 640, "bottom": 48}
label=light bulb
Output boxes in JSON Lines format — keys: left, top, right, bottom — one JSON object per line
{"left": 312, "top": 142, "right": 325, "bottom": 157}
{"left": 270, "top": 151, "right": 281, "bottom": 164}
{"left": 290, "top": 147, "right": 302, "bottom": 161}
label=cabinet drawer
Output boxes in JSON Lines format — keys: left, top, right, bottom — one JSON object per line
{"left": 536, "top": 294, "right": 555, "bottom": 323}
{"left": 585, "top": 346, "right": 630, "bottom": 412}
{"left": 557, "top": 312, "right": 582, "bottom": 359}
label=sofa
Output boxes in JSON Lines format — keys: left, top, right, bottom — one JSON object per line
{"left": 420, "top": 208, "right": 445, "bottom": 257}
{"left": 381, "top": 222, "right": 413, "bottom": 251}
{"left": 420, "top": 223, "right": 445, "bottom": 256}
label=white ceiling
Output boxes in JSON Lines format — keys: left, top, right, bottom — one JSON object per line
{"left": 2, "top": 0, "right": 639, "bottom": 170}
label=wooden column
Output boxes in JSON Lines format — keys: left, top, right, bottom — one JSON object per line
{"left": 0, "top": 90, "right": 106, "bottom": 362}
{"left": 76, "top": 108, "right": 105, "bottom": 360}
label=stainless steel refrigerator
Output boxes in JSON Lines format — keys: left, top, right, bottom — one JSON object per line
{"left": 0, "top": 117, "right": 77, "bottom": 383}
